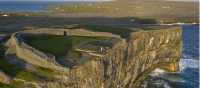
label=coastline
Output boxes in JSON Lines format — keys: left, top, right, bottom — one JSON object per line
{"left": 0, "top": 1, "right": 199, "bottom": 88}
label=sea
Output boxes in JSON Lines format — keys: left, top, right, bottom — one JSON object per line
{"left": 0, "top": 1, "right": 81, "bottom": 12}
{"left": 0, "top": 1, "right": 199, "bottom": 88}
{"left": 179, "top": 25, "right": 199, "bottom": 88}
{"left": 0, "top": 1, "right": 51, "bottom": 12}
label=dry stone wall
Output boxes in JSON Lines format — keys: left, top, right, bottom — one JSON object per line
{"left": 5, "top": 28, "right": 121, "bottom": 72}
{"left": 6, "top": 33, "right": 68, "bottom": 72}
{"left": 23, "top": 28, "right": 121, "bottom": 38}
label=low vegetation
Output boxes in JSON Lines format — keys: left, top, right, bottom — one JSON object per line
{"left": 78, "top": 25, "right": 133, "bottom": 38}
{"left": 0, "top": 83, "right": 11, "bottom": 88}
{"left": 26, "top": 35, "right": 110, "bottom": 57}
{"left": 50, "top": 1, "right": 198, "bottom": 23}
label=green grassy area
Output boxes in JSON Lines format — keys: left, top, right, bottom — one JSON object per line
{"left": 26, "top": 35, "right": 110, "bottom": 57}
{"left": 160, "top": 17, "right": 199, "bottom": 24}
{"left": 15, "top": 67, "right": 55, "bottom": 82}
{"left": 0, "top": 81, "right": 28, "bottom": 88}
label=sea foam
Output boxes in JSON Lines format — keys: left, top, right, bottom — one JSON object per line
{"left": 179, "top": 56, "right": 199, "bottom": 72}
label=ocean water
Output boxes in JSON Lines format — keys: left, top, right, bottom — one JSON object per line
{"left": 163, "top": 25, "right": 199, "bottom": 88}
{"left": 179, "top": 25, "right": 199, "bottom": 88}
{"left": 0, "top": 1, "right": 71, "bottom": 12}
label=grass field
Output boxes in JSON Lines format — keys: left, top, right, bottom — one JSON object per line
{"left": 48, "top": 1, "right": 198, "bottom": 24}
{"left": 51, "top": 1, "right": 198, "bottom": 18}
{"left": 26, "top": 35, "right": 110, "bottom": 57}
{"left": 78, "top": 25, "right": 133, "bottom": 38}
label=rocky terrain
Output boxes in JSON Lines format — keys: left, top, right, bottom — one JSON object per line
{"left": 0, "top": 25, "right": 182, "bottom": 88}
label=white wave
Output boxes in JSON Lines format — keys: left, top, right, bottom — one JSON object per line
{"left": 182, "top": 54, "right": 194, "bottom": 59}
{"left": 164, "top": 82, "right": 172, "bottom": 88}
{"left": 179, "top": 57, "right": 199, "bottom": 72}
{"left": 147, "top": 54, "right": 198, "bottom": 87}
{"left": 150, "top": 68, "right": 166, "bottom": 77}
{"left": 149, "top": 54, "right": 198, "bottom": 76}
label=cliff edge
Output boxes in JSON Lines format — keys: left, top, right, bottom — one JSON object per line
{"left": 1, "top": 26, "right": 182, "bottom": 88}
{"left": 103, "top": 27, "right": 182, "bottom": 88}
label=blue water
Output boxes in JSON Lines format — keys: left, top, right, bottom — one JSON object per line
{"left": 154, "top": 25, "right": 199, "bottom": 88}
{"left": 0, "top": 1, "right": 70, "bottom": 12}
{"left": 179, "top": 25, "right": 199, "bottom": 88}
{"left": 0, "top": 1, "right": 98, "bottom": 12}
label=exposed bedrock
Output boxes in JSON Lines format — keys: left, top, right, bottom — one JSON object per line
{"left": 103, "top": 27, "right": 182, "bottom": 88}
{"left": 3, "top": 27, "right": 182, "bottom": 88}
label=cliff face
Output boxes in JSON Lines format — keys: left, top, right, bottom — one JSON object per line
{"left": 2, "top": 27, "right": 182, "bottom": 88}
{"left": 103, "top": 27, "right": 182, "bottom": 88}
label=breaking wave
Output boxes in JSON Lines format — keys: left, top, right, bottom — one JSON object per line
{"left": 179, "top": 56, "right": 199, "bottom": 72}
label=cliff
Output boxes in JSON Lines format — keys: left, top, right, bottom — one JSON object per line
{"left": 1, "top": 26, "right": 182, "bottom": 88}
{"left": 64, "top": 27, "right": 181, "bottom": 88}
{"left": 103, "top": 27, "right": 182, "bottom": 88}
